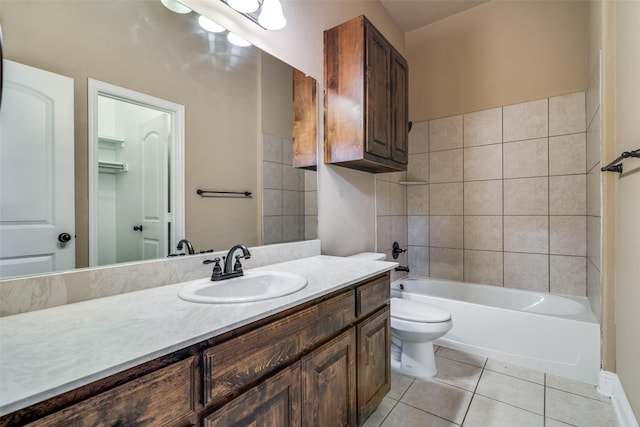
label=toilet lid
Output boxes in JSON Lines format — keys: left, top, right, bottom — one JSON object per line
{"left": 391, "top": 297, "right": 451, "bottom": 323}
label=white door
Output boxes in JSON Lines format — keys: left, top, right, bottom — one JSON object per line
{"left": 139, "top": 114, "right": 169, "bottom": 260}
{"left": 0, "top": 60, "right": 75, "bottom": 278}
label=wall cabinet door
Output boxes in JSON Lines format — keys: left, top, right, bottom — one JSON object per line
{"left": 390, "top": 51, "right": 409, "bottom": 165}
{"left": 365, "top": 23, "right": 392, "bottom": 160}
{"left": 301, "top": 328, "right": 357, "bottom": 427}
{"left": 357, "top": 306, "right": 391, "bottom": 425}
{"left": 203, "top": 362, "right": 301, "bottom": 427}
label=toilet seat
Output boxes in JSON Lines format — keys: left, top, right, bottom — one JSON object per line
{"left": 391, "top": 298, "right": 451, "bottom": 323}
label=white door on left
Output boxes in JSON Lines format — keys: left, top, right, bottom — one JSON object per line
{"left": 0, "top": 60, "right": 75, "bottom": 278}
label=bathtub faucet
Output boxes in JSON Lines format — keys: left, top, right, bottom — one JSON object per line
{"left": 395, "top": 265, "right": 410, "bottom": 272}
{"left": 392, "top": 242, "right": 407, "bottom": 260}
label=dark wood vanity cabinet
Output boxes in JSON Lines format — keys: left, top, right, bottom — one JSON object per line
{"left": 21, "top": 356, "right": 198, "bottom": 427}
{"left": 324, "top": 15, "right": 409, "bottom": 173}
{"left": 3, "top": 273, "right": 390, "bottom": 427}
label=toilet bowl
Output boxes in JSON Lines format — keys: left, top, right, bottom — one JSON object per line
{"left": 390, "top": 297, "right": 452, "bottom": 378}
{"left": 348, "top": 252, "right": 453, "bottom": 378}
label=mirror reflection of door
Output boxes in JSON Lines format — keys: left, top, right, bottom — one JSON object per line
{"left": 89, "top": 80, "right": 184, "bottom": 267}
{"left": 0, "top": 60, "right": 75, "bottom": 278}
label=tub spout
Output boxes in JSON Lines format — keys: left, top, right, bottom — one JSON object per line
{"left": 395, "top": 265, "right": 410, "bottom": 272}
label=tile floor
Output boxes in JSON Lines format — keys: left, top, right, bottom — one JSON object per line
{"left": 364, "top": 346, "right": 617, "bottom": 427}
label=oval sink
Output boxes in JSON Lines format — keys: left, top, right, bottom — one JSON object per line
{"left": 178, "top": 271, "right": 308, "bottom": 304}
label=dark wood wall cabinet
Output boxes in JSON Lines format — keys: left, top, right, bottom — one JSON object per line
{"left": 2, "top": 273, "right": 391, "bottom": 427}
{"left": 324, "top": 15, "right": 409, "bottom": 173}
{"left": 293, "top": 69, "right": 318, "bottom": 170}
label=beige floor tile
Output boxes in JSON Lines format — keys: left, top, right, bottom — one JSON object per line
{"left": 388, "top": 372, "right": 414, "bottom": 400}
{"left": 401, "top": 379, "right": 473, "bottom": 424}
{"left": 546, "top": 388, "right": 616, "bottom": 426}
{"left": 432, "top": 356, "right": 483, "bottom": 391}
{"left": 362, "top": 396, "right": 397, "bottom": 427}
{"left": 546, "top": 373, "right": 610, "bottom": 402}
{"left": 462, "top": 394, "right": 543, "bottom": 427}
{"left": 381, "top": 402, "right": 458, "bottom": 427}
{"left": 484, "top": 359, "right": 545, "bottom": 385}
{"left": 436, "top": 347, "right": 487, "bottom": 368}
{"left": 475, "top": 370, "right": 544, "bottom": 414}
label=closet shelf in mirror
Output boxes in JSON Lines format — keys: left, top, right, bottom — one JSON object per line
{"left": 398, "top": 181, "right": 427, "bottom": 185}
{"left": 98, "top": 136, "right": 125, "bottom": 150}
{"left": 98, "top": 161, "right": 129, "bottom": 174}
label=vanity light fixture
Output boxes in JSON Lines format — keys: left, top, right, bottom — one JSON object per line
{"left": 227, "top": 0, "right": 260, "bottom": 14}
{"left": 198, "top": 15, "right": 226, "bottom": 33}
{"left": 258, "top": 0, "right": 286, "bottom": 30}
{"left": 227, "top": 32, "right": 252, "bottom": 47}
{"left": 220, "top": 0, "right": 286, "bottom": 30}
{"left": 160, "top": 0, "right": 192, "bottom": 14}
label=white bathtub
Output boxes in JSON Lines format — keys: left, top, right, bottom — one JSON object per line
{"left": 391, "top": 277, "right": 600, "bottom": 384}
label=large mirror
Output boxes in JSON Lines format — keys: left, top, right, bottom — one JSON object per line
{"left": 0, "top": 0, "right": 317, "bottom": 279}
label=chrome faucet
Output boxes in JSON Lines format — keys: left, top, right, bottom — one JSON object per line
{"left": 224, "top": 244, "right": 251, "bottom": 274}
{"left": 177, "top": 239, "right": 195, "bottom": 255}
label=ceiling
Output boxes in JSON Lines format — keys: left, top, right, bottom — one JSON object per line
{"left": 379, "top": 0, "right": 488, "bottom": 32}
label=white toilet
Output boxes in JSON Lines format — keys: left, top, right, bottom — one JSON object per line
{"left": 348, "top": 252, "right": 453, "bottom": 379}
{"left": 390, "top": 297, "right": 452, "bottom": 378}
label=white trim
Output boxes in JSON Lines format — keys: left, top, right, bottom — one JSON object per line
{"left": 600, "top": 370, "right": 639, "bottom": 427}
{"left": 88, "top": 79, "right": 185, "bottom": 266}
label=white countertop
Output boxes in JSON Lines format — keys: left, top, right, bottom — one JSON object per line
{"left": 0, "top": 255, "right": 396, "bottom": 416}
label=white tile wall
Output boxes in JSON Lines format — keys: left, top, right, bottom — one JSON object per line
{"left": 397, "top": 91, "right": 591, "bottom": 296}
{"left": 503, "top": 99, "right": 548, "bottom": 142}
{"left": 262, "top": 133, "right": 314, "bottom": 244}
{"left": 429, "top": 115, "right": 462, "bottom": 151}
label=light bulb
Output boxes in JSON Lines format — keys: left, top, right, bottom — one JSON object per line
{"left": 227, "top": 32, "right": 252, "bottom": 47}
{"left": 160, "top": 0, "right": 191, "bottom": 14}
{"left": 198, "top": 15, "right": 226, "bottom": 33}
{"left": 227, "top": 0, "right": 259, "bottom": 13}
{"left": 258, "top": 0, "right": 286, "bottom": 30}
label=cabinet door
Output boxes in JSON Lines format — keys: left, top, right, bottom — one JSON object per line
{"left": 390, "top": 50, "right": 409, "bottom": 164}
{"left": 357, "top": 306, "right": 391, "bottom": 425}
{"left": 293, "top": 68, "right": 318, "bottom": 169}
{"left": 301, "top": 328, "right": 357, "bottom": 427}
{"left": 204, "top": 362, "right": 301, "bottom": 427}
{"left": 365, "top": 23, "right": 391, "bottom": 160}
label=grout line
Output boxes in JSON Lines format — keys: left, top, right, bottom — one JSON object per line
{"left": 547, "top": 97, "right": 551, "bottom": 293}
{"left": 543, "top": 372, "right": 547, "bottom": 423}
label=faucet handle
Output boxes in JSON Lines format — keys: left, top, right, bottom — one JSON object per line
{"left": 233, "top": 255, "right": 244, "bottom": 272}
{"left": 204, "top": 258, "right": 223, "bottom": 279}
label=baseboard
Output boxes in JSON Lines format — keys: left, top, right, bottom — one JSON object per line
{"left": 599, "top": 371, "right": 639, "bottom": 427}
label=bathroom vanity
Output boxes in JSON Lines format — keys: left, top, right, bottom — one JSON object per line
{"left": 0, "top": 256, "right": 394, "bottom": 426}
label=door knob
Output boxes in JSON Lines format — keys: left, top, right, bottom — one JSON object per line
{"left": 58, "top": 233, "right": 72, "bottom": 243}
{"left": 133, "top": 225, "right": 143, "bottom": 232}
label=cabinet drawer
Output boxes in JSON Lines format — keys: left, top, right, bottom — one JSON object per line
{"left": 356, "top": 274, "right": 390, "bottom": 318}
{"left": 28, "top": 356, "right": 196, "bottom": 427}
{"left": 203, "top": 291, "right": 356, "bottom": 406}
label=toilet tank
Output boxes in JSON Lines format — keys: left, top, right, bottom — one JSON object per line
{"left": 348, "top": 252, "right": 387, "bottom": 261}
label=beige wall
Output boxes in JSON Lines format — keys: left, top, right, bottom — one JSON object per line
{"left": 184, "top": 0, "right": 405, "bottom": 256}
{"left": 406, "top": 0, "right": 588, "bottom": 121}
{"left": 614, "top": 1, "right": 640, "bottom": 417}
{"left": 1, "top": 0, "right": 263, "bottom": 265}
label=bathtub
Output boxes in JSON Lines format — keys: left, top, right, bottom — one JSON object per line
{"left": 391, "top": 277, "right": 600, "bottom": 384}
